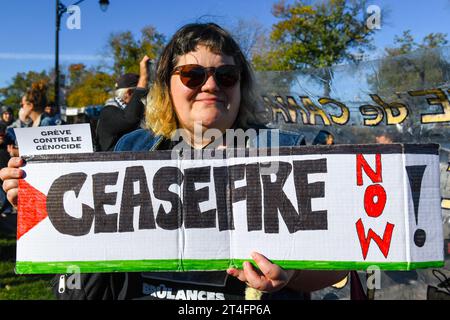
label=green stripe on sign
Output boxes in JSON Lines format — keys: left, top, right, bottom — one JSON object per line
{"left": 15, "top": 259, "right": 444, "bottom": 274}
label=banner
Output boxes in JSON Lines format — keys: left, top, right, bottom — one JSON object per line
{"left": 16, "top": 144, "right": 444, "bottom": 274}
{"left": 254, "top": 46, "right": 450, "bottom": 254}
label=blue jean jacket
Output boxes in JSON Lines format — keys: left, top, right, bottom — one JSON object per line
{"left": 114, "top": 128, "right": 305, "bottom": 152}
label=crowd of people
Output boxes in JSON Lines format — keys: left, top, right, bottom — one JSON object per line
{"left": 0, "top": 22, "right": 392, "bottom": 301}
{"left": 0, "top": 82, "right": 67, "bottom": 232}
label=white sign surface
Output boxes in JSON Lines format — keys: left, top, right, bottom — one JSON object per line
{"left": 14, "top": 124, "right": 93, "bottom": 156}
{"left": 15, "top": 144, "right": 444, "bottom": 274}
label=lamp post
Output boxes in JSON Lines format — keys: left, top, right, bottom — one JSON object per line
{"left": 55, "top": 0, "right": 109, "bottom": 108}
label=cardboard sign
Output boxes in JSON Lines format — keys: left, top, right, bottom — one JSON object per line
{"left": 15, "top": 144, "right": 444, "bottom": 274}
{"left": 14, "top": 124, "right": 93, "bottom": 156}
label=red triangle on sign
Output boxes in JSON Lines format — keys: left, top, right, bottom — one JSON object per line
{"left": 17, "top": 179, "right": 48, "bottom": 240}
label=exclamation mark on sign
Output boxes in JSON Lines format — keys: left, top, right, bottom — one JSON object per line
{"left": 406, "top": 165, "right": 427, "bottom": 247}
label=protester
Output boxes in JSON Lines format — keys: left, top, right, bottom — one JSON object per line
{"left": 0, "top": 106, "right": 14, "bottom": 127}
{"left": 44, "top": 101, "right": 65, "bottom": 125}
{"left": 312, "top": 130, "right": 335, "bottom": 145}
{"left": 95, "top": 55, "right": 151, "bottom": 151}
{"left": 0, "top": 23, "right": 347, "bottom": 300}
{"left": 4, "top": 128, "right": 19, "bottom": 158}
{"left": 8, "top": 106, "right": 32, "bottom": 128}
{"left": 375, "top": 133, "right": 393, "bottom": 144}
{"left": 16, "top": 82, "right": 62, "bottom": 128}
{"left": 0, "top": 124, "right": 13, "bottom": 228}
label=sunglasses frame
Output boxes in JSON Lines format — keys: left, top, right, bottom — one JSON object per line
{"left": 171, "top": 64, "right": 240, "bottom": 89}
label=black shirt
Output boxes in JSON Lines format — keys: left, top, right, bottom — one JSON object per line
{"left": 95, "top": 88, "right": 148, "bottom": 151}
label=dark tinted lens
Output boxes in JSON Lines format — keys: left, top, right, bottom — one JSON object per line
{"left": 180, "top": 65, "right": 206, "bottom": 88}
{"left": 215, "top": 65, "right": 240, "bottom": 87}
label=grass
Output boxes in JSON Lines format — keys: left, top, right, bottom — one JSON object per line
{"left": 0, "top": 230, "right": 55, "bottom": 300}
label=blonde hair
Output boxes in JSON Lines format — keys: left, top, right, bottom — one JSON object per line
{"left": 145, "top": 23, "right": 265, "bottom": 138}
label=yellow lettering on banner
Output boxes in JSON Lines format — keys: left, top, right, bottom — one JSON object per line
{"left": 369, "top": 94, "right": 409, "bottom": 125}
{"left": 442, "top": 163, "right": 450, "bottom": 210}
{"left": 318, "top": 98, "right": 350, "bottom": 125}
{"left": 262, "top": 96, "right": 293, "bottom": 123}
{"left": 441, "top": 199, "right": 450, "bottom": 210}
{"left": 360, "top": 105, "right": 384, "bottom": 126}
{"left": 276, "top": 96, "right": 299, "bottom": 123}
{"left": 409, "top": 89, "right": 450, "bottom": 124}
{"left": 286, "top": 96, "right": 309, "bottom": 124}
{"left": 300, "top": 97, "right": 331, "bottom": 125}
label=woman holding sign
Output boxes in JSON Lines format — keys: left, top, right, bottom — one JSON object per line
{"left": 1, "top": 23, "right": 347, "bottom": 300}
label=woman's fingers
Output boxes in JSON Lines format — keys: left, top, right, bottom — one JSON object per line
{"left": 243, "top": 260, "right": 270, "bottom": 291}
{"left": 0, "top": 157, "right": 25, "bottom": 208}
{"left": 251, "top": 252, "right": 283, "bottom": 281}
{"left": 3, "top": 178, "right": 18, "bottom": 192}
{"left": 0, "top": 167, "right": 24, "bottom": 184}
{"left": 8, "top": 157, "right": 24, "bottom": 168}
{"left": 226, "top": 268, "right": 247, "bottom": 282}
{"left": 6, "top": 188, "right": 18, "bottom": 207}
{"left": 0, "top": 157, "right": 24, "bottom": 180}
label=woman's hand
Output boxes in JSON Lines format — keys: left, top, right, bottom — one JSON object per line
{"left": 0, "top": 157, "right": 25, "bottom": 207}
{"left": 226, "top": 252, "right": 295, "bottom": 293}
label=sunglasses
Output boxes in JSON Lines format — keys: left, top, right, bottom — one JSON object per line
{"left": 171, "top": 64, "right": 240, "bottom": 89}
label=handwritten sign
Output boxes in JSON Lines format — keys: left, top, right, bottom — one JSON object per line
{"left": 14, "top": 124, "right": 93, "bottom": 156}
{"left": 15, "top": 144, "right": 444, "bottom": 274}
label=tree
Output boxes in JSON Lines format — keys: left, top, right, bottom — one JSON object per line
{"left": 368, "top": 31, "right": 450, "bottom": 142}
{"left": 107, "top": 25, "right": 165, "bottom": 76}
{"left": 254, "top": 0, "right": 375, "bottom": 69}
{"left": 67, "top": 63, "right": 87, "bottom": 89}
{"left": 65, "top": 69, "right": 114, "bottom": 107}
{"left": 229, "top": 18, "right": 270, "bottom": 61}
{"left": 371, "top": 31, "right": 449, "bottom": 96}
{"left": 252, "top": 0, "right": 377, "bottom": 96}
{"left": 0, "top": 71, "right": 52, "bottom": 109}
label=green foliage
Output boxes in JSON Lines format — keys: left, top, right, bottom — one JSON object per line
{"left": 66, "top": 69, "right": 115, "bottom": 107}
{"left": 385, "top": 30, "right": 448, "bottom": 57}
{"left": 1, "top": 25, "right": 165, "bottom": 109}
{"left": 371, "top": 31, "right": 450, "bottom": 96}
{"left": 108, "top": 25, "right": 166, "bottom": 76}
{"left": 253, "top": 0, "right": 375, "bottom": 71}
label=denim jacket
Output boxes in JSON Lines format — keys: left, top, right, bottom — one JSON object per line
{"left": 114, "top": 128, "right": 305, "bottom": 152}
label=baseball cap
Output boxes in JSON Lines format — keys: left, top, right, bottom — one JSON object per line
{"left": 115, "top": 73, "right": 139, "bottom": 89}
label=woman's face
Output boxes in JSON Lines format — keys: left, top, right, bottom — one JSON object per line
{"left": 21, "top": 96, "right": 33, "bottom": 115}
{"left": 170, "top": 45, "right": 241, "bottom": 135}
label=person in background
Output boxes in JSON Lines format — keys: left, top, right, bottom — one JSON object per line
{"left": 0, "top": 124, "right": 13, "bottom": 229}
{"left": 95, "top": 55, "right": 151, "bottom": 151}
{"left": 4, "top": 128, "right": 19, "bottom": 158}
{"left": 0, "top": 124, "right": 10, "bottom": 169}
{"left": 312, "top": 130, "right": 335, "bottom": 145}
{"left": 17, "top": 82, "right": 61, "bottom": 128}
{"left": 8, "top": 106, "right": 32, "bottom": 129}
{"left": 375, "top": 133, "right": 393, "bottom": 144}
{"left": 0, "top": 106, "right": 14, "bottom": 127}
{"left": 44, "top": 101, "right": 64, "bottom": 125}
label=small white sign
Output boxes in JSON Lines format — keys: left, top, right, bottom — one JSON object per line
{"left": 14, "top": 124, "right": 93, "bottom": 156}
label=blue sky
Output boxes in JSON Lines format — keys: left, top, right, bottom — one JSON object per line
{"left": 0, "top": 0, "right": 449, "bottom": 88}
